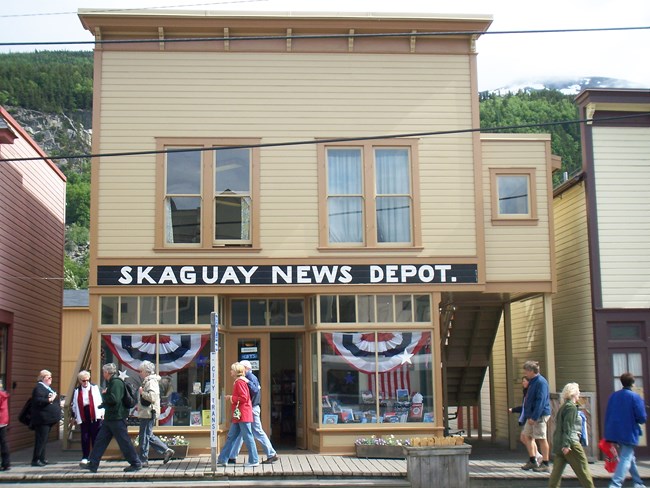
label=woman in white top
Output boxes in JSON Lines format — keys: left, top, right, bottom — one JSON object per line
{"left": 70, "top": 370, "right": 104, "bottom": 464}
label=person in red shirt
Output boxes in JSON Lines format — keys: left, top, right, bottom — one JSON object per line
{"left": 217, "top": 363, "right": 259, "bottom": 467}
{"left": 0, "top": 381, "right": 10, "bottom": 471}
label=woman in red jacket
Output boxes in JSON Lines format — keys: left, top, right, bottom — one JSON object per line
{"left": 217, "top": 363, "right": 259, "bottom": 467}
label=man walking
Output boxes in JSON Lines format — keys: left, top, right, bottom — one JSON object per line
{"left": 227, "top": 360, "right": 278, "bottom": 464}
{"left": 604, "top": 372, "right": 647, "bottom": 488}
{"left": 80, "top": 363, "right": 142, "bottom": 473}
{"left": 520, "top": 360, "right": 551, "bottom": 472}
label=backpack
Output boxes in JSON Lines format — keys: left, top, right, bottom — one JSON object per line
{"left": 122, "top": 379, "right": 137, "bottom": 409}
{"left": 18, "top": 397, "right": 33, "bottom": 427}
{"left": 140, "top": 380, "right": 166, "bottom": 407}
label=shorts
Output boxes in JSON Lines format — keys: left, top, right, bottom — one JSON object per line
{"left": 522, "top": 415, "right": 550, "bottom": 439}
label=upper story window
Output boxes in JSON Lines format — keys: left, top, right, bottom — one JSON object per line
{"left": 156, "top": 138, "right": 260, "bottom": 249}
{"left": 318, "top": 140, "right": 421, "bottom": 248}
{"left": 489, "top": 168, "right": 538, "bottom": 225}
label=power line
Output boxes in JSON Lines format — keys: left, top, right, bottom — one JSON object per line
{"left": 0, "top": 25, "right": 648, "bottom": 48}
{"left": 2, "top": 112, "right": 648, "bottom": 164}
{"left": 0, "top": 0, "right": 269, "bottom": 18}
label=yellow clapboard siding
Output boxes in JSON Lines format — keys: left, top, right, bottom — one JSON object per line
{"left": 552, "top": 182, "right": 596, "bottom": 391}
{"left": 481, "top": 138, "right": 552, "bottom": 281}
{"left": 593, "top": 127, "right": 650, "bottom": 308}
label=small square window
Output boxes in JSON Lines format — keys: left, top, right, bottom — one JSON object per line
{"left": 490, "top": 168, "right": 538, "bottom": 224}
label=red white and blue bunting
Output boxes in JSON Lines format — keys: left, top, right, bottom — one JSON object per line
{"left": 103, "top": 334, "right": 209, "bottom": 374}
{"left": 324, "top": 331, "right": 430, "bottom": 374}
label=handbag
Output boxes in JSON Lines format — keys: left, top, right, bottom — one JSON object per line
{"left": 233, "top": 401, "right": 241, "bottom": 420}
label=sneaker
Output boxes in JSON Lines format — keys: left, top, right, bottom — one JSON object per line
{"left": 80, "top": 462, "right": 98, "bottom": 473}
{"left": 123, "top": 464, "right": 142, "bottom": 472}
{"left": 217, "top": 462, "right": 227, "bottom": 467}
{"left": 633, "top": 484, "right": 647, "bottom": 488}
{"left": 243, "top": 462, "right": 259, "bottom": 467}
{"left": 80, "top": 459, "right": 89, "bottom": 465}
{"left": 533, "top": 463, "right": 550, "bottom": 473}
{"left": 521, "top": 461, "right": 538, "bottom": 470}
{"left": 163, "top": 449, "right": 174, "bottom": 464}
{"left": 228, "top": 458, "right": 237, "bottom": 464}
{"left": 262, "top": 455, "right": 279, "bottom": 464}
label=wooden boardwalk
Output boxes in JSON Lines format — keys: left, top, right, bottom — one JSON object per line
{"left": 4, "top": 441, "right": 650, "bottom": 486}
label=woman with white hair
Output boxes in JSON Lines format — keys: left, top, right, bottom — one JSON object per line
{"left": 137, "top": 360, "right": 174, "bottom": 466}
{"left": 548, "top": 382, "right": 594, "bottom": 488}
{"left": 70, "top": 370, "right": 104, "bottom": 465}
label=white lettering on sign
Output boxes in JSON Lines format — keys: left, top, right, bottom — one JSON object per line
{"left": 109, "top": 263, "right": 473, "bottom": 286}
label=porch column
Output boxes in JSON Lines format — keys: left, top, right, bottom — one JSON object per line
{"left": 543, "top": 293, "right": 556, "bottom": 392}
{"left": 503, "top": 302, "right": 517, "bottom": 450}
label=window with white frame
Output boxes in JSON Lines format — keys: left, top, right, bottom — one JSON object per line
{"left": 319, "top": 140, "right": 419, "bottom": 247}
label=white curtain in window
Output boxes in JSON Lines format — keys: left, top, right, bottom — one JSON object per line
{"left": 375, "top": 149, "right": 411, "bottom": 242}
{"left": 327, "top": 149, "right": 362, "bottom": 243}
{"left": 241, "top": 196, "right": 251, "bottom": 240}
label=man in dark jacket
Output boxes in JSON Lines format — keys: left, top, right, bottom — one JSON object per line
{"left": 30, "top": 370, "right": 61, "bottom": 467}
{"left": 604, "top": 372, "right": 647, "bottom": 488}
{"left": 520, "top": 360, "right": 551, "bottom": 472}
{"left": 80, "top": 363, "right": 141, "bottom": 473}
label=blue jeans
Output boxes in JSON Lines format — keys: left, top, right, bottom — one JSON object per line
{"left": 609, "top": 443, "right": 644, "bottom": 488}
{"left": 217, "top": 422, "right": 258, "bottom": 465}
{"left": 88, "top": 419, "right": 141, "bottom": 468}
{"left": 229, "top": 405, "right": 276, "bottom": 459}
{"left": 138, "top": 417, "right": 169, "bottom": 462}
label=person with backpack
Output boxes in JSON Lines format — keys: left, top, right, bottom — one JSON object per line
{"left": 30, "top": 370, "right": 61, "bottom": 467}
{"left": 80, "top": 363, "right": 142, "bottom": 473}
{"left": 136, "top": 360, "right": 174, "bottom": 466}
{"left": 548, "top": 382, "right": 595, "bottom": 488}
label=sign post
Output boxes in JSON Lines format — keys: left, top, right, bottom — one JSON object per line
{"left": 210, "top": 312, "right": 219, "bottom": 473}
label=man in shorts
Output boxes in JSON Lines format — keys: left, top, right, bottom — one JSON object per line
{"left": 520, "top": 360, "right": 551, "bottom": 472}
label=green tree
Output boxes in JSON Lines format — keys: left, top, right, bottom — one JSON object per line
{"left": 479, "top": 90, "right": 582, "bottom": 186}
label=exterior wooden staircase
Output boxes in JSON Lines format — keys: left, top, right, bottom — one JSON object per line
{"left": 441, "top": 303, "right": 503, "bottom": 432}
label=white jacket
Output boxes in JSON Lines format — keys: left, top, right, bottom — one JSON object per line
{"left": 71, "top": 383, "right": 104, "bottom": 424}
{"left": 137, "top": 374, "right": 161, "bottom": 419}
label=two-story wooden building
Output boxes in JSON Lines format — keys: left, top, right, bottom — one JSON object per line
{"left": 0, "top": 106, "right": 66, "bottom": 450}
{"left": 79, "top": 10, "right": 559, "bottom": 454}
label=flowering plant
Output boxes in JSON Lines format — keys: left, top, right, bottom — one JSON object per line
{"left": 354, "top": 434, "right": 411, "bottom": 447}
{"left": 135, "top": 434, "right": 189, "bottom": 447}
{"left": 159, "top": 435, "right": 189, "bottom": 446}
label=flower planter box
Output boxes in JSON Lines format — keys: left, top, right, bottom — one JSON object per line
{"left": 147, "top": 444, "right": 189, "bottom": 460}
{"left": 355, "top": 444, "right": 405, "bottom": 459}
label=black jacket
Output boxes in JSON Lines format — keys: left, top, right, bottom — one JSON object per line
{"left": 31, "top": 382, "right": 61, "bottom": 426}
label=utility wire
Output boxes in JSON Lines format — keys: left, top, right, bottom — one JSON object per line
{"left": 0, "top": 0, "right": 269, "bottom": 18}
{"left": 1, "top": 25, "right": 648, "bottom": 48}
{"left": 2, "top": 112, "right": 649, "bottom": 164}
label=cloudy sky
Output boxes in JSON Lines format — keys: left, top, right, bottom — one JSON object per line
{"left": 1, "top": 0, "right": 649, "bottom": 91}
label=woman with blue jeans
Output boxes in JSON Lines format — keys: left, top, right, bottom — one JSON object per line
{"left": 217, "top": 362, "right": 259, "bottom": 467}
{"left": 604, "top": 372, "right": 647, "bottom": 488}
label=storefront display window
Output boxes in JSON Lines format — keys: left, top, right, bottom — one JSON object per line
{"left": 100, "top": 332, "right": 216, "bottom": 426}
{"left": 101, "top": 296, "right": 215, "bottom": 325}
{"left": 319, "top": 330, "right": 433, "bottom": 425}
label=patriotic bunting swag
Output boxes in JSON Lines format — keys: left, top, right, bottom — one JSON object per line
{"left": 324, "top": 332, "right": 430, "bottom": 398}
{"left": 103, "top": 334, "right": 209, "bottom": 374}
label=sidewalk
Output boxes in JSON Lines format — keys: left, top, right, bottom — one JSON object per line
{"left": 1, "top": 438, "right": 647, "bottom": 487}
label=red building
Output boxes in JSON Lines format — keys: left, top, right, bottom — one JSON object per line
{"left": 0, "top": 106, "right": 66, "bottom": 450}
